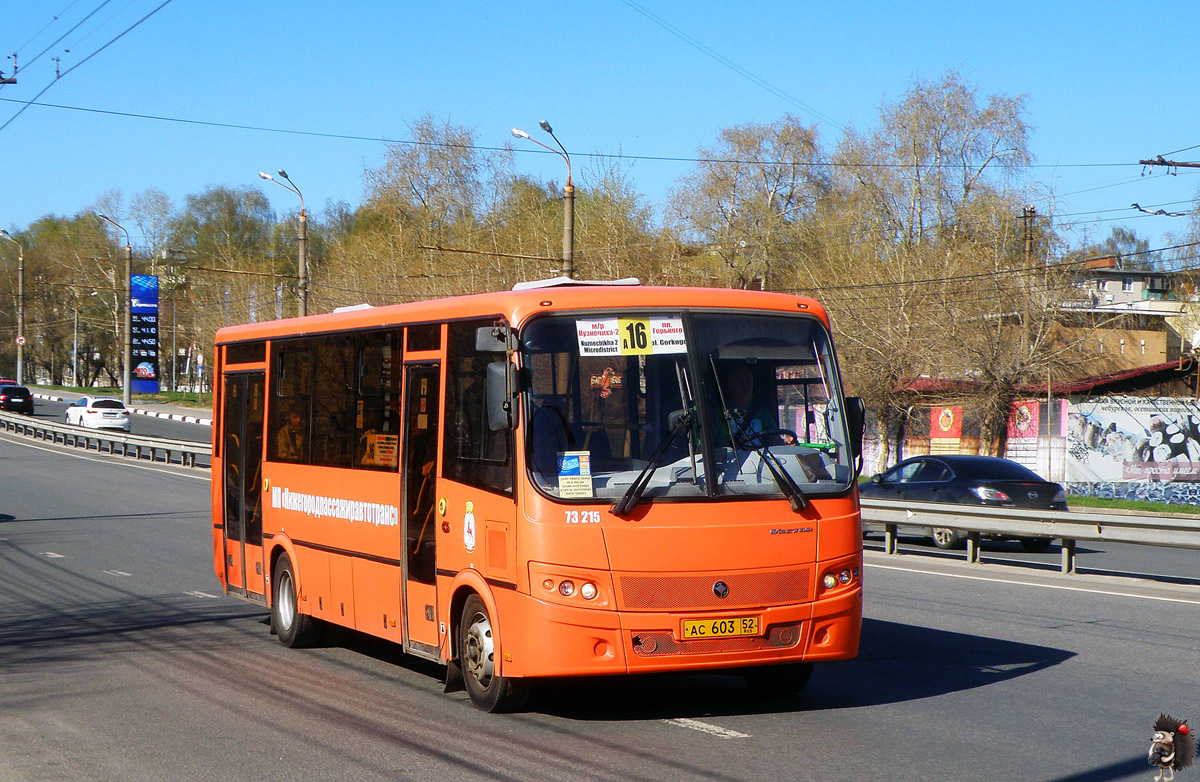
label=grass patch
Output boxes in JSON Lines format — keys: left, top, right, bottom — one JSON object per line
{"left": 1066, "top": 494, "right": 1200, "bottom": 516}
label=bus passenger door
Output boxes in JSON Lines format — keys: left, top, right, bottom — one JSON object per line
{"left": 221, "top": 371, "right": 266, "bottom": 600}
{"left": 402, "top": 363, "right": 441, "bottom": 653}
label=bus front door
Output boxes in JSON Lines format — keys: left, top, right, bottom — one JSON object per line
{"left": 221, "top": 371, "right": 266, "bottom": 599}
{"left": 402, "top": 364, "right": 441, "bottom": 654}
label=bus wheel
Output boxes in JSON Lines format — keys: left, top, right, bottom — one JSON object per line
{"left": 272, "top": 553, "right": 319, "bottom": 648}
{"left": 743, "top": 662, "right": 813, "bottom": 697}
{"left": 459, "top": 594, "right": 528, "bottom": 712}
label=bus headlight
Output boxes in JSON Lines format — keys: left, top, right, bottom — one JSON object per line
{"left": 823, "top": 574, "right": 838, "bottom": 590}
{"left": 580, "top": 582, "right": 598, "bottom": 600}
{"left": 558, "top": 580, "right": 576, "bottom": 597}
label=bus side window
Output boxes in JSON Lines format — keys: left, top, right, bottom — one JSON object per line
{"left": 356, "top": 329, "right": 402, "bottom": 471}
{"left": 443, "top": 320, "right": 513, "bottom": 496}
{"left": 269, "top": 339, "right": 313, "bottom": 464}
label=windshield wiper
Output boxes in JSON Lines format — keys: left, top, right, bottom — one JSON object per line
{"left": 708, "top": 356, "right": 809, "bottom": 512}
{"left": 612, "top": 408, "right": 693, "bottom": 517}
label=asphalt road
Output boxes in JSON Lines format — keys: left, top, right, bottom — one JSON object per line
{"left": 2, "top": 430, "right": 1198, "bottom": 781}
{"left": 27, "top": 394, "right": 212, "bottom": 443}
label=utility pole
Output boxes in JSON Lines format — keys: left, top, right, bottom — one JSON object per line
{"left": 0, "top": 53, "right": 16, "bottom": 84}
{"left": 1021, "top": 205, "right": 1037, "bottom": 357}
{"left": 1139, "top": 156, "right": 1200, "bottom": 172}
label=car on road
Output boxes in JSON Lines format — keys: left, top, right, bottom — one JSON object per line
{"left": 859, "top": 454, "right": 1067, "bottom": 551}
{"left": 64, "top": 396, "right": 131, "bottom": 431}
{"left": 0, "top": 384, "right": 34, "bottom": 414}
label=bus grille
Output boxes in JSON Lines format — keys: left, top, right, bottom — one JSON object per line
{"left": 616, "top": 568, "right": 811, "bottom": 611}
{"left": 631, "top": 622, "right": 803, "bottom": 657}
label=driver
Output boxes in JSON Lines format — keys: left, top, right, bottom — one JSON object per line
{"left": 717, "top": 363, "right": 793, "bottom": 446}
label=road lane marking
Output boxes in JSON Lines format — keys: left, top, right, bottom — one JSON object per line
{"left": 43, "top": 552, "right": 65, "bottom": 558}
{"left": 866, "top": 561, "right": 1200, "bottom": 605}
{"left": 102, "top": 570, "right": 132, "bottom": 577}
{"left": 663, "top": 718, "right": 750, "bottom": 739}
{"left": 184, "top": 591, "right": 220, "bottom": 599}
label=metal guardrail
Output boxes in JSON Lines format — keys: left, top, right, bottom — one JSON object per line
{"left": 0, "top": 409, "right": 211, "bottom": 467}
{"left": 861, "top": 497, "right": 1200, "bottom": 574}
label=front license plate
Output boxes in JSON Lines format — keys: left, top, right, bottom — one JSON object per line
{"left": 681, "top": 616, "right": 760, "bottom": 640}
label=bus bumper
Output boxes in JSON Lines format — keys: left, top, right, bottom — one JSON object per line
{"left": 498, "top": 586, "right": 861, "bottom": 679}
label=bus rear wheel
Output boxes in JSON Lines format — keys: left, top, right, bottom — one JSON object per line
{"left": 458, "top": 594, "right": 528, "bottom": 712}
{"left": 272, "top": 552, "right": 320, "bottom": 648}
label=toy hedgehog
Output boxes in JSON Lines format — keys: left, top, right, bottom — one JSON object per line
{"left": 1149, "top": 713, "right": 1195, "bottom": 781}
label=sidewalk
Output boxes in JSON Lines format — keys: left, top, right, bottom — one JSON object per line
{"left": 32, "top": 389, "right": 213, "bottom": 426}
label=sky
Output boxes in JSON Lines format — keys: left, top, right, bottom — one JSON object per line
{"left": 2, "top": 1, "right": 1199, "bottom": 264}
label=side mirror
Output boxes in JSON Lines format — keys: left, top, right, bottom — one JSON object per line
{"left": 485, "top": 361, "right": 518, "bottom": 431}
{"left": 845, "top": 396, "right": 865, "bottom": 458}
{"left": 476, "top": 325, "right": 512, "bottom": 353}
{"left": 871, "top": 474, "right": 882, "bottom": 484}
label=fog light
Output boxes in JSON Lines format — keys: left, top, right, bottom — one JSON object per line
{"left": 543, "top": 579, "right": 555, "bottom": 591}
{"left": 559, "top": 580, "right": 576, "bottom": 597}
{"left": 580, "top": 582, "right": 597, "bottom": 600}
{"left": 823, "top": 574, "right": 838, "bottom": 590}
{"left": 838, "top": 569, "right": 852, "bottom": 584}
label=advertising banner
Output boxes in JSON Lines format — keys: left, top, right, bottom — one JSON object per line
{"left": 130, "top": 274, "right": 160, "bottom": 394}
{"left": 929, "top": 406, "right": 962, "bottom": 454}
{"left": 1067, "top": 396, "right": 1200, "bottom": 483}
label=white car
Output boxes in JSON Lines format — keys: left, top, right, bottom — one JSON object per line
{"left": 64, "top": 396, "right": 131, "bottom": 431}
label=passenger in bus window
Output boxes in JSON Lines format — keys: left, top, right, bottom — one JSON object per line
{"left": 276, "top": 410, "right": 306, "bottom": 462}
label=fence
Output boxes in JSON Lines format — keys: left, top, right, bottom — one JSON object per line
{"left": 0, "top": 410, "right": 210, "bottom": 467}
{"left": 861, "top": 497, "right": 1200, "bottom": 574}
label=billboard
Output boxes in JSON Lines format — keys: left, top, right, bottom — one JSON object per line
{"left": 1067, "top": 396, "right": 1200, "bottom": 483}
{"left": 131, "top": 275, "right": 159, "bottom": 394}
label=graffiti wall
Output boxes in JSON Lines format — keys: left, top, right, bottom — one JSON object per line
{"left": 1067, "top": 396, "right": 1200, "bottom": 503}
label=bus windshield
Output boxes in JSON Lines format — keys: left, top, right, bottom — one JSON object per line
{"left": 521, "top": 310, "right": 856, "bottom": 504}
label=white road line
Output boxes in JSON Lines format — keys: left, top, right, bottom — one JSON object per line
{"left": 663, "top": 718, "right": 750, "bottom": 739}
{"left": 866, "top": 561, "right": 1200, "bottom": 605}
{"left": 43, "top": 551, "right": 65, "bottom": 558}
{"left": 184, "top": 591, "right": 220, "bottom": 599}
{"left": 102, "top": 570, "right": 132, "bottom": 577}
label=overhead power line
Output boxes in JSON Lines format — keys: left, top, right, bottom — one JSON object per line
{"left": 0, "top": 95, "right": 1153, "bottom": 174}
{"left": 0, "top": 0, "right": 175, "bottom": 133}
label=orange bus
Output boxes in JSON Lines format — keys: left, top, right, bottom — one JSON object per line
{"left": 212, "top": 279, "right": 864, "bottom": 711}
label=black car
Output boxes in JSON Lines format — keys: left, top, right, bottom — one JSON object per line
{"left": 858, "top": 454, "right": 1067, "bottom": 551}
{"left": 0, "top": 384, "right": 34, "bottom": 414}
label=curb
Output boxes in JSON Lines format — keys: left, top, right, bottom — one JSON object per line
{"left": 33, "top": 392, "right": 213, "bottom": 427}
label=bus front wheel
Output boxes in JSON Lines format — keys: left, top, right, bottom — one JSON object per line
{"left": 272, "top": 552, "right": 320, "bottom": 648}
{"left": 458, "top": 594, "right": 528, "bottom": 712}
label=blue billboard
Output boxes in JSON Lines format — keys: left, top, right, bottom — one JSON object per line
{"left": 131, "top": 275, "right": 159, "bottom": 394}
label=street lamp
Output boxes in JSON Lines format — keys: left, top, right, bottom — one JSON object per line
{"left": 512, "top": 120, "right": 574, "bottom": 279}
{"left": 96, "top": 214, "right": 133, "bottom": 406}
{"left": 0, "top": 229, "right": 24, "bottom": 384}
{"left": 259, "top": 169, "right": 308, "bottom": 317}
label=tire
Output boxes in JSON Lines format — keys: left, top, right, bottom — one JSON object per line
{"left": 1018, "top": 537, "right": 1053, "bottom": 553}
{"left": 272, "top": 552, "right": 320, "bottom": 648}
{"left": 931, "top": 527, "right": 966, "bottom": 549}
{"left": 743, "top": 662, "right": 813, "bottom": 697}
{"left": 458, "top": 594, "right": 529, "bottom": 712}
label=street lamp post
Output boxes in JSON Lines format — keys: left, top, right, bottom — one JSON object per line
{"left": 97, "top": 214, "right": 133, "bottom": 406}
{"left": 511, "top": 120, "right": 574, "bottom": 279}
{"left": 0, "top": 230, "right": 24, "bottom": 384}
{"left": 259, "top": 170, "right": 308, "bottom": 317}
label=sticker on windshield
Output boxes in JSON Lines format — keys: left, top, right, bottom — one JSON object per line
{"left": 557, "top": 450, "right": 594, "bottom": 499}
{"left": 575, "top": 318, "right": 686, "bottom": 357}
